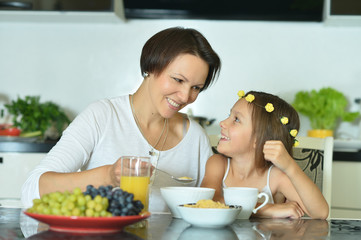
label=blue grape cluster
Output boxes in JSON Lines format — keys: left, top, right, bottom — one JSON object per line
{"left": 84, "top": 185, "right": 144, "bottom": 216}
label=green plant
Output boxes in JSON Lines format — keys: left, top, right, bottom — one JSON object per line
{"left": 5, "top": 96, "right": 70, "bottom": 137}
{"left": 292, "top": 87, "right": 359, "bottom": 130}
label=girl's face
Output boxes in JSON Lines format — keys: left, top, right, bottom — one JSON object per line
{"left": 148, "top": 54, "right": 209, "bottom": 118}
{"left": 217, "top": 99, "right": 255, "bottom": 158}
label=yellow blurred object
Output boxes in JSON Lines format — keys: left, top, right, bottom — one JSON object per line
{"left": 307, "top": 129, "right": 333, "bottom": 138}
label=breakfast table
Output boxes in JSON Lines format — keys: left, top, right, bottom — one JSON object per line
{"left": 1, "top": 207, "right": 361, "bottom": 239}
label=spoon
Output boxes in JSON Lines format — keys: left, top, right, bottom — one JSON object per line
{"left": 154, "top": 168, "right": 196, "bottom": 183}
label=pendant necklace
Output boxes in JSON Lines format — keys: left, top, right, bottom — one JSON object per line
{"left": 130, "top": 94, "right": 168, "bottom": 157}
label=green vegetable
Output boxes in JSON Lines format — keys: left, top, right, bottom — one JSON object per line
{"left": 5, "top": 96, "right": 70, "bottom": 138}
{"left": 292, "top": 87, "right": 359, "bottom": 130}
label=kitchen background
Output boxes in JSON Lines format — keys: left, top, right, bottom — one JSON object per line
{"left": 1, "top": 0, "right": 361, "bottom": 218}
{"left": 1, "top": 7, "right": 361, "bottom": 139}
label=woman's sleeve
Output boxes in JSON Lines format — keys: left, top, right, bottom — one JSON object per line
{"left": 21, "top": 100, "right": 109, "bottom": 208}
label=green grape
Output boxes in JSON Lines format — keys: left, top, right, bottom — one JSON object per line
{"left": 95, "top": 203, "right": 103, "bottom": 212}
{"left": 101, "top": 197, "right": 109, "bottom": 209}
{"left": 77, "top": 195, "right": 86, "bottom": 206}
{"left": 93, "top": 195, "right": 102, "bottom": 204}
{"left": 51, "top": 208, "right": 61, "bottom": 215}
{"left": 85, "top": 208, "right": 94, "bottom": 217}
{"left": 43, "top": 207, "right": 51, "bottom": 215}
{"left": 87, "top": 200, "right": 96, "bottom": 209}
{"left": 69, "top": 194, "right": 77, "bottom": 202}
{"left": 72, "top": 208, "right": 81, "bottom": 216}
{"left": 36, "top": 203, "right": 45, "bottom": 213}
{"left": 85, "top": 194, "right": 92, "bottom": 202}
{"left": 60, "top": 205, "right": 68, "bottom": 214}
{"left": 100, "top": 210, "right": 108, "bottom": 217}
{"left": 41, "top": 194, "right": 50, "bottom": 204}
{"left": 73, "top": 187, "right": 82, "bottom": 196}
{"left": 67, "top": 201, "right": 75, "bottom": 211}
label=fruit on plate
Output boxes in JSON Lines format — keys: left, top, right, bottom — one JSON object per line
{"left": 0, "top": 124, "right": 21, "bottom": 136}
{"left": 26, "top": 185, "right": 144, "bottom": 217}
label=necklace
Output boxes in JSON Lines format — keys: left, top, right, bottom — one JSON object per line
{"left": 130, "top": 94, "right": 168, "bottom": 156}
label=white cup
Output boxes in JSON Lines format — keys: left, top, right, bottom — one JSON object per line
{"left": 223, "top": 187, "right": 269, "bottom": 219}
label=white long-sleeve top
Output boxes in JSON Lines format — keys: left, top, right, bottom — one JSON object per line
{"left": 21, "top": 95, "right": 213, "bottom": 213}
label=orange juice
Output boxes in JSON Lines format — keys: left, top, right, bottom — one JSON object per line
{"left": 120, "top": 176, "right": 150, "bottom": 212}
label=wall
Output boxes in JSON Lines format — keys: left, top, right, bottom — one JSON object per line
{"left": 1, "top": 17, "right": 361, "bottom": 138}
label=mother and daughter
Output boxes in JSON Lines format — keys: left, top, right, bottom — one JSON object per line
{"left": 21, "top": 27, "right": 328, "bottom": 219}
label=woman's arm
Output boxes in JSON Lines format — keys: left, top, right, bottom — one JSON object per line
{"left": 39, "top": 163, "right": 119, "bottom": 196}
{"left": 263, "top": 141, "right": 329, "bottom": 219}
{"left": 200, "top": 154, "right": 227, "bottom": 202}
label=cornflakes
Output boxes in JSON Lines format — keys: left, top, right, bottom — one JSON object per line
{"left": 184, "top": 199, "right": 229, "bottom": 209}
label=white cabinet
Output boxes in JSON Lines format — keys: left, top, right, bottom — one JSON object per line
{"left": 0, "top": 153, "right": 45, "bottom": 199}
{"left": 331, "top": 161, "right": 361, "bottom": 218}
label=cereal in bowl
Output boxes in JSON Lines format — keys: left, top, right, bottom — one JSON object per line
{"left": 184, "top": 199, "right": 229, "bottom": 209}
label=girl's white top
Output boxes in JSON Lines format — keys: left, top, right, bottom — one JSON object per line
{"left": 21, "top": 95, "right": 213, "bottom": 213}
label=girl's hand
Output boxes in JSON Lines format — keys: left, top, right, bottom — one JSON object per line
{"left": 256, "top": 201, "right": 305, "bottom": 219}
{"left": 263, "top": 140, "right": 294, "bottom": 173}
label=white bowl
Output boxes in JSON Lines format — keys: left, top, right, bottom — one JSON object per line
{"left": 160, "top": 187, "right": 215, "bottom": 218}
{"left": 177, "top": 204, "right": 242, "bottom": 228}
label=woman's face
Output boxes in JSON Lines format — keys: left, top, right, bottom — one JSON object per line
{"left": 217, "top": 99, "right": 255, "bottom": 157}
{"left": 148, "top": 54, "right": 209, "bottom": 118}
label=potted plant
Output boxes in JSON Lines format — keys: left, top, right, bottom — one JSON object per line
{"left": 5, "top": 95, "right": 70, "bottom": 140}
{"left": 292, "top": 87, "right": 359, "bottom": 138}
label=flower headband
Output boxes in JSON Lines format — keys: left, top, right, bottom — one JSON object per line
{"left": 238, "top": 90, "right": 299, "bottom": 147}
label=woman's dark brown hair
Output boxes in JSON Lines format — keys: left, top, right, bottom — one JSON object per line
{"left": 140, "top": 27, "right": 221, "bottom": 91}
{"left": 246, "top": 91, "right": 300, "bottom": 169}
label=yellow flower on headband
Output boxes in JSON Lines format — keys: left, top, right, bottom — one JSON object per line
{"left": 265, "top": 103, "right": 274, "bottom": 113}
{"left": 245, "top": 94, "right": 255, "bottom": 103}
{"left": 237, "top": 90, "right": 245, "bottom": 99}
{"left": 293, "top": 139, "right": 299, "bottom": 147}
{"left": 280, "top": 117, "right": 289, "bottom": 125}
{"left": 290, "top": 129, "right": 298, "bottom": 137}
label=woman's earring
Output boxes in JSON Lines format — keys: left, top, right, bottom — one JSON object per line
{"left": 142, "top": 72, "right": 149, "bottom": 78}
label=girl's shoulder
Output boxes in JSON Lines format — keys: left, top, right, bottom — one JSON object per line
{"left": 207, "top": 154, "right": 228, "bottom": 168}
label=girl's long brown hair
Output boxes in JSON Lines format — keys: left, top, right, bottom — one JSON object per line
{"left": 246, "top": 91, "right": 300, "bottom": 169}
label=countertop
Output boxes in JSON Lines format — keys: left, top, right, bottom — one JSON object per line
{"left": 0, "top": 140, "right": 56, "bottom": 153}
{"left": 1, "top": 207, "right": 361, "bottom": 239}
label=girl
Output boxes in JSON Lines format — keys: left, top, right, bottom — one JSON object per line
{"left": 201, "top": 90, "right": 329, "bottom": 219}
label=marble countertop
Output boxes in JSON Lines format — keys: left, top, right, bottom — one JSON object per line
{"left": 1, "top": 208, "right": 361, "bottom": 239}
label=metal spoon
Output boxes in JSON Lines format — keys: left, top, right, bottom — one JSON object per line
{"left": 154, "top": 168, "right": 196, "bottom": 183}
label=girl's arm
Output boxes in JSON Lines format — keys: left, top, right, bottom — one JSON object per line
{"left": 263, "top": 141, "right": 329, "bottom": 219}
{"left": 200, "top": 154, "right": 227, "bottom": 202}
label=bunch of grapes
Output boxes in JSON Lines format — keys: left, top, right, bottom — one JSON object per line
{"left": 84, "top": 185, "right": 144, "bottom": 216}
{"left": 27, "top": 185, "right": 144, "bottom": 217}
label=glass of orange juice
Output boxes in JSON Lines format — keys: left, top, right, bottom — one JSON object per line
{"left": 120, "top": 156, "right": 151, "bottom": 213}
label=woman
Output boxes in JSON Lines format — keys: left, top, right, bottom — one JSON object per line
{"left": 21, "top": 27, "right": 221, "bottom": 212}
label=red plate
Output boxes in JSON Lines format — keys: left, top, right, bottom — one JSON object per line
{"left": 24, "top": 211, "right": 151, "bottom": 234}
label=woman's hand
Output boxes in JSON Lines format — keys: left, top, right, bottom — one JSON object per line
{"left": 108, "top": 158, "right": 122, "bottom": 186}
{"left": 108, "top": 157, "right": 155, "bottom": 186}
{"left": 263, "top": 140, "right": 294, "bottom": 173}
